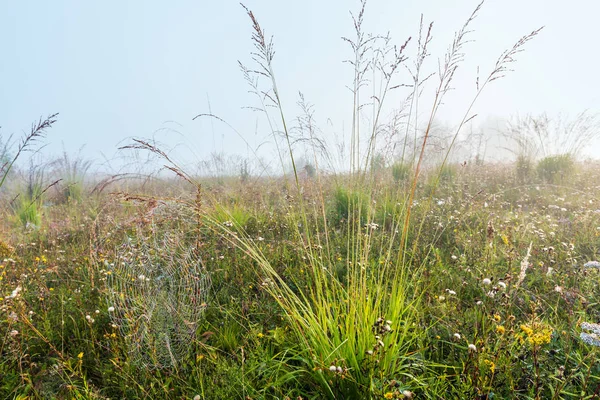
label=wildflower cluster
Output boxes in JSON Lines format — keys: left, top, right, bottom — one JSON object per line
{"left": 519, "top": 322, "right": 553, "bottom": 346}
{"left": 580, "top": 322, "right": 600, "bottom": 347}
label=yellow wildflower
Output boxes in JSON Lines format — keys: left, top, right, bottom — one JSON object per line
{"left": 496, "top": 325, "right": 506, "bottom": 334}
{"left": 520, "top": 322, "right": 552, "bottom": 346}
{"left": 384, "top": 393, "right": 394, "bottom": 399}
{"left": 484, "top": 359, "right": 496, "bottom": 374}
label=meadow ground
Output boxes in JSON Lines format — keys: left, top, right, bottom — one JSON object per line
{"left": 2, "top": 161, "right": 600, "bottom": 399}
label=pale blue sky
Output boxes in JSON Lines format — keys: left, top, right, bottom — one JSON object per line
{"left": 1, "top": 0, "right": 599, "bottom": 172}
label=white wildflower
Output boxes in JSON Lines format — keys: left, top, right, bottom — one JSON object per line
{"left": 468, "top": 343, "right": 477, "bottom": 352}
{"left": 482, "top": 278, "right": 492, "bottom": 286}
{"left": 580, "top": 333, "right": 600, "bottom": 347}
{"left": 8, "top": 285, "right": 22, "bottom": 299}
{"left": 497, "top": 281, "right": 507, "bottom": 289}
{"left": 516, "top": 242, "right": 533, "bottom": 288}
{"left": 554, "top": 286, "right": 563, "bottom": 293}
{"left": 367, "top": 222, "right": 379, "bottom": 230}
{"left": 580, "top": 322, "right": 600, "bottom": 347}
{"left": 581, "top": 322, "right": 600, "bottom": 335}
{"left": 584, "top": 261, "right": 600, "bottom": 269}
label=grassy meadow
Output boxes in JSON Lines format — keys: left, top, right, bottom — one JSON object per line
{"left": 3, "top": 1, "right": 600, "bottom": 399}
{"left": 2, "top": 159, "right": 600, "bottom": 399}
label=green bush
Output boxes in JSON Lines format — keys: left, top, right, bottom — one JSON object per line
{"left": 536, "top": 154, "right": 574, "bottom": 184}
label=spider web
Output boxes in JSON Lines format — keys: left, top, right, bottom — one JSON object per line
{"left": 105, "top": 202, "right": 210, "bottom": 370}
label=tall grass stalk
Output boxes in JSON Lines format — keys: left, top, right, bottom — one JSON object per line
{"left": 122, "top": 1, "right": 542, "bottom": 397}
{"left": 0, "top": 113, "right": 57, "bottom": 190}
{"left": 191, "top": 2, "right": 543, "bottom": 397}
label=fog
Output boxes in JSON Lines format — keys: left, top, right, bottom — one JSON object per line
{"left": 1, "top": 0, "right": 599, "bottom": 174}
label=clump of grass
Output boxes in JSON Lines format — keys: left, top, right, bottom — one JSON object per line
{"left": 51, "top": 147, "right": 92, "bottom": 203}
{"left": 515, "top": 154, "right": 534, "bottom": 183}
{"left": 195, "top": 2, "right": 544, "bottom": 398}
{"left": 13, "top": 193, "right": 42, "bottom": 228}
{"left": 11, "top": 160, "right": 57, "bottom": 229}
{"left": 391, "top": 161, "right": 412, "bottom": 183}
{"left": 536, "top": 153, "right": 574, "bottom": 184}
{"left": 329, "top": 186, "right": 368, "bottom": 226}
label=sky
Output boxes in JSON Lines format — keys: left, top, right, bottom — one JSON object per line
{"left": 1, "top": 0, "right": 599, "bottom": 174}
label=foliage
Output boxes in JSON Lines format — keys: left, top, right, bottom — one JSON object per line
{"left": 391, "top": 162, "right": 412, "bottom": 183}
{"left": 51, "top": 147, "right": 92, "bottom": 202}
{"left": 536, "top": 154, "right": 575, "bottom": 184}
